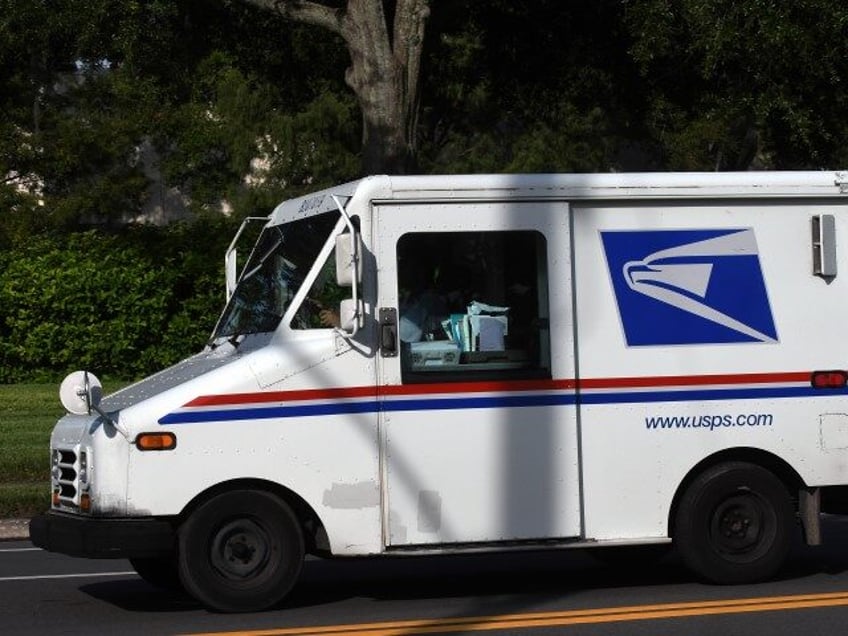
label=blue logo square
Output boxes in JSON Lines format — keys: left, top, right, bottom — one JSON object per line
{"left": 601, "top": 229, "right": 778, "bottom": 346}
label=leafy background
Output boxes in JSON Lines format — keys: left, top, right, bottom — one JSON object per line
{"left": 0, "top": 218, "right": 235, "bottom": 381}
{"left": 4, "top": 0, "right": 848, "bottom": 381}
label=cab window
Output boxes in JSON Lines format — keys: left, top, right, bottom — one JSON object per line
{"left": 291, "top": 248, "right": 345, "bottom": 330}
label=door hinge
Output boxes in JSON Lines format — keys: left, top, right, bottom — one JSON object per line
{"left": 835, "top": 172, "right": 848, "bottom": 194}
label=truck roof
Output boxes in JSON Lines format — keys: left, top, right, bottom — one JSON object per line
{"left": 381, "top": 171, "right": 848, "bottom": 199}
{"left": 269, "top": 171, "right": 848, "bottom": 225}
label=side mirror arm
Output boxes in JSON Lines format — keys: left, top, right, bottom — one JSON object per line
{"left": 224, "top": 216, "right": 267, "bottom": 301}
{"left": 332, "top": 195, "right": 362, "bottom": 338}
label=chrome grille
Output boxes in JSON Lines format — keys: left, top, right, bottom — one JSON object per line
{"left": 52, "top": 447, "right": 79, "bottom": 508}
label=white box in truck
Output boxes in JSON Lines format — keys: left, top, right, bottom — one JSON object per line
{"left": 30, "top": 172, "right": 848, "bottom": 612}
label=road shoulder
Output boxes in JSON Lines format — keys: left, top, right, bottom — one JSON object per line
{"left": 0, "top": 519, "right": 29, "bottom": 541}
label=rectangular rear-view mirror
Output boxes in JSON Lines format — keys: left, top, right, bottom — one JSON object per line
{"left": 335, "top": 232, "right": 363, "bottom": 287}
{"left": 339, "top": 298, "right": 363, "bottom": 331}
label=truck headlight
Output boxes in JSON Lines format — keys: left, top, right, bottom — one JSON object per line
{"left": 51, "top": 449, "right": 61, "bottom": 482}
{"left": 79, "top": 450, "right": 89, "bottom": 486}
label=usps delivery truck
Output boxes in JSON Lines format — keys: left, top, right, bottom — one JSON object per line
{"left": 29, "top": 172, "right": 848, "bottom": 611}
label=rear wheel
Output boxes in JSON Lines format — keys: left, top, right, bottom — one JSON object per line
{"left": 674, "top": 461, "right": 795, "bottom": 584}
{"left": 178, "top": 490, "right": 304, "bottom": 612}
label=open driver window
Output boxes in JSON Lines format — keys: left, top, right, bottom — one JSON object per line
{"left": 396, "top": 230, "right": 551, "bottom": 382}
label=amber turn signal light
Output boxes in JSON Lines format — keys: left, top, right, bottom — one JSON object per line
{"left": 135, "top": 432, "right": 177, "bottom": 451}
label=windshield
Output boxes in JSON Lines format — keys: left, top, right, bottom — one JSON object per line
{"left": 212, "top": 212, "right": 339, "bottom": 340}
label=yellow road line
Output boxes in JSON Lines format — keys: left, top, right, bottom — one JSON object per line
{"left": 187, "top": 591, "right": 848, "bottom": 635}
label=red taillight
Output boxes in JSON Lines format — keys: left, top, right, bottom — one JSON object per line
{"left": 811, "top": 370, "right": 848, "bottom": 389}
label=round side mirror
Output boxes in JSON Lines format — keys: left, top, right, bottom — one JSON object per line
{"left": 59, "top": 371, "right": 103, "bottom": 415}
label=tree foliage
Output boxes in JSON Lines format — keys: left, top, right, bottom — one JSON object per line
{"left": 4, "top": 1, "right": 848, "bottom": 380}
{"left": 0, "top": 0, "right": 359, "bottom": 243}
{"left": 4, "top": 0, "right": 848, "bottom": 239}
{"left": 624, "top": 0, "right": 848, "bottom": 169}
{"left": 420, "top": 0, "right": 641, "bottom": 173}
{"left": 0, "top": 218, "right": 237, "bottom": 382}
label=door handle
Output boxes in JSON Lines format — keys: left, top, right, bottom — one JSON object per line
{"left": 379, "top": 307, "right": 398, "bottom": 357}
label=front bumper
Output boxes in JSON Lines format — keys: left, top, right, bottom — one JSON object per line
{"left": 29, "top": 511, "right": 176, "bottom": 559}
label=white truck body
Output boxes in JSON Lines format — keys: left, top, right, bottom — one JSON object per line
{"left": 32, "top": 172, "right": 848, "bottom": 611}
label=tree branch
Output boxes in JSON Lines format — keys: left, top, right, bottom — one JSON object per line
{"left": 241, "top": 0, "right": 345, "bottom": 35}
{"left": 393, "top": 0, "right": 430, "bottom": 152}
{"left": 394, "top": 0, "right": 429, "bottom": 51}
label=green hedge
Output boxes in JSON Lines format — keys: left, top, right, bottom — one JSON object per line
{"left": 0, "top": 217, "right": 239, "bottom": 383}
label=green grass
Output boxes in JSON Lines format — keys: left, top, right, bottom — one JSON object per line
{"left": 0, "top": 483, "right": 51, "bottom": 517}
{"left": 0, "top": 384, "right": 61, "bottom": 517}
{"left": 0, "top": 382, "right": 126, "bottom": 518}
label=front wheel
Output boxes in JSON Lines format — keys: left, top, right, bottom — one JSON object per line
{"left": 178, "top": 490, "right": 304, "bottom": 612}
{"left": 674, "top": 461, "right": 795, "bottom": 584}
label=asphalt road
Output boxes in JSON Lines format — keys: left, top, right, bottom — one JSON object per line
{"left": 5, "top": 518, "right": 848, "bottom": 635}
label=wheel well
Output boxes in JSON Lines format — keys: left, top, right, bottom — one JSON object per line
{"left": 177, "top": 478, "right": 330, "bottom": 555}
{"left": 667, "top": 448, "right": 805, "bottom": 538}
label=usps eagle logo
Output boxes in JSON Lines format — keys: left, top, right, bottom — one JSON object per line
{"left": 601, "top": 229, "right": 778, "bottom": 346}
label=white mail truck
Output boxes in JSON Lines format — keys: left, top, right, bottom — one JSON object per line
{"left": 29, "top": 172, "right": 848, "bottom": 611}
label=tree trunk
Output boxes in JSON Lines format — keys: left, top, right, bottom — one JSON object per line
{"left": 241, "top": 0, "right": 430, "bottom": 175}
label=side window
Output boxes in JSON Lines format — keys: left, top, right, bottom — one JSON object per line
{"left": 291, "top": 247, "right": 345, "bottom": 329}
{"left": 397, "top": 231, "right": 550, "bottom": 382}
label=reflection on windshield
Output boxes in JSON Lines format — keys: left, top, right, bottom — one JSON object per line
{"left": 212, "top": 212, "right": 338, "bottom": 340}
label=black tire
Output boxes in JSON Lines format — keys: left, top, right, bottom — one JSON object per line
{"left": 674, "top": 461, "right": 795, "bottom": 584}
{"left": 178, "top": 490, "right": 304, "bottom": 612}
{"left": 130, "top": 555, "right": 182, "bottom": 591}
